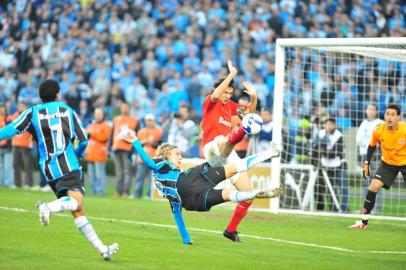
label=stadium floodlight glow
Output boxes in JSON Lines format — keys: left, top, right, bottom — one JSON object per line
{"left": 272, "top": 37, "right": 406, "bottom": 219}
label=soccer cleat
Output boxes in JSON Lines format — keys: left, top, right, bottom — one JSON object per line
{"left": 101, "top": 243, "right": 119, "bottom": 261}
{"left": 223, "top": 229, "right": 241, "bottom": 242}
{"left": 36, "top": 201, "right": 51, "bottom": 226}
{"left": 269, "top": 142, "right": 281, "bottom": 158}
{"left": 255, "top": 187, "right": 284, "bottom": 199}
{"left": 349, "top": 220, "right": 368, "bottom": 229}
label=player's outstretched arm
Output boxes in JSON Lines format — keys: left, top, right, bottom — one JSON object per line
{"left": 0, "top": 123, "right": 19, "bottom": 140}
{"left": 242, "top": 81, "right": 258, "bottom": 113}
{"left": 0, "top": 108, "right": 33, "bottom": 140}
{"left": 211, "top": 60, "right": 238, "bottom": 102}
{"left": 170, "top": 202, "right": 192, "bottom": 245}
{"left": 72, "top": 111, "right": 88, "bottom": 158}
{"left": 129, "top": 137, "right": 157, "bottom": 170}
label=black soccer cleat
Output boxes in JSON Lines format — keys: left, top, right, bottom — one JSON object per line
{"left": 223, "top": 229, "right": 242, "bottom": 242}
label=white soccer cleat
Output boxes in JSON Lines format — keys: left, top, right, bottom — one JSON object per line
{"left": 36, "top": 201, "right": 51, "bottom": 226}
{"left": 349, "top": 220, "right": 368, "bottom": 229}
{"left": 102, "top": 243, "right": 119, "bottom": 261}
{"left": 255, "top": 187, "right": 284, "bottom": 199}
{"left": 269, "top": 142, "right": 281, "bottom": 158}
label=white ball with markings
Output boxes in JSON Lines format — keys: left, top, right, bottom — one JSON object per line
{"left": 242, "top": 113, "right": 263, "bottom": 135}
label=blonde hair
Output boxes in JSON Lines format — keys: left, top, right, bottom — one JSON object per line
{"left": 155, "top": 142, "right": 177, "bottom": 160}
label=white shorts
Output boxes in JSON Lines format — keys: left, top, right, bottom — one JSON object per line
{"left": 202, "top": 135, "right": 242, "bottom": 187}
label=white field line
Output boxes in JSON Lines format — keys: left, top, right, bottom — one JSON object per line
{"left": 0, "top": 206, "right": 405, "bottom": 255}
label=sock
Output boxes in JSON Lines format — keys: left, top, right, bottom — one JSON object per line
{"left": 229, "top": 190, "right": 256, "bottom": 202}
{"left": 235, "top": 150, "right": 275, "bottom": 173}
{"left": 361, "top": 213, "right": 369, "bottom": 225}
{"left": 47, "top": 196, "right": 78, "bottom": 213}
{"left": 227, "top": 127, "right": 246, "bottom": 145}
{"left": 226, "top": 201, "right": 252, "bottom": 232}
{"left": 361, "top": 190, "right": 377, "bottom": 225}
{"left": 74, "top": 216, "right": 107, "bottom": 254}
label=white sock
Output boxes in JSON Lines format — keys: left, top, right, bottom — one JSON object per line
{"left": 235, "top": 150, "right": 274, "bottom": 173}
{"left": 229, "top": 190, "right": 256, "bottom": 202}
{"left": 361, "top": 213, "right": 369, "bottom": 221}
{"left": 74, "top": 216, "right": 107, "bottom": 254}
{"left": 47, "top": 196, "right": 78, "bottom": 213}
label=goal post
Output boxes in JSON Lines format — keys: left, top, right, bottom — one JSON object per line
{"left": 271, "top": 37, "right": 406, "bottom": 218}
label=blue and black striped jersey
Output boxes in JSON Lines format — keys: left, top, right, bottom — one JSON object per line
{"left": 0, "top": 101, "right": 88, "bottom": 181}
{"left": 132, "top": 140, "right": 182, "bottom": 204}
{"left": 152, "top": 158, "right": 182, "bottom": 204}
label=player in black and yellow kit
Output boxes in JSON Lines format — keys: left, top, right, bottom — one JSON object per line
{"left": 351, "top": 104, "right": 406, "bottom": 229}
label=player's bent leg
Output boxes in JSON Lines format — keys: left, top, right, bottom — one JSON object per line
{"left": 69, "top": 190, "right": 119, "bottom": 260}
{"left": 350, "top": 178, "right": 384, "bottom": 229}
{"left": 36, "top": 192, "right": 80, "bottom": 226}
{"left": 368, "top": 179, "right": 384, "bottom": 192}
{"left": 232, "top": 172, "right": 252, "bottom": 192}
{"left": 228, "top": 143, "right": 281, "bottom": 175}
{"left": 218, "top": 137, "right": 234, "bottom": 158}
{"left": 203, "top": 136, "right": 228, "bottom": 167}
{"left": 222, "top": 188, "right": 284, "bottom": 202}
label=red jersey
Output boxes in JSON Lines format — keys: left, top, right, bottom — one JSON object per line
{"left": 201, "top": 94, "right": 246, "bottom": 147}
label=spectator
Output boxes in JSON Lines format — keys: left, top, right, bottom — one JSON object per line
{"left": 8, "top": 102, "right": 34, "bottom": 188}
{"left": 313, "top": 118, "right": 349, "bottom": 212}
{"left": 111, "top": 102, "right": 139, "bottom": 197}
{"left": 0, "top": 104, "right": 13, "bottom": 188}
{"left": 78, "top": 100, "right": 92, "bottom": 128}
{"left": 163, "top": 104, "right": 197, "bottom": 158}
{"left": 133, "top": 114, "right": 163, "bottom": 198}
{"left": 356, "top": 104, "right": 384, "bottom": 213}
{"left": 85, "top": 108, "right": 112, "bottom": 196}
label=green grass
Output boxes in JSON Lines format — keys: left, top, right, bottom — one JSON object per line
{"left": 0, "top": 188, "right": 405, "bottom": 270}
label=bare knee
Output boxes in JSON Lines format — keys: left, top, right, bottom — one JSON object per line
{"left": 218, "top": 137, "right": 233, "bottom": 157}
{"left": 221, "top": 188, "right": 232, "bottom": 201}
{"left": 71, "top": 208, "right": 85, "bottom": 218}
{"left": 233, "top": 172, "right": 252, "bottom": 191}
{"left": 369, "top": 179, "right": 384, "bottom": 192}
{"left": 67, "top": 190, "right": 84, "bottom": 215}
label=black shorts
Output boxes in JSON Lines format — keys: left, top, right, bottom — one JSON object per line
{"left": 177, "top": 162, "right": 226, "bottom": 212}
{"left": 374, "top": 161, "right": 406, "bottom": 190}
{"left": 48, "top": 170, "right": 85, "bottom": 198}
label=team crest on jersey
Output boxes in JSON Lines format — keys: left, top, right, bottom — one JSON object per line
{"left": 399, "top": 139, "right": 405, "bottom": 145}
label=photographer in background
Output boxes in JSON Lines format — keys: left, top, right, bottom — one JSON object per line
{"left": 313, "top": 118, "right": 349, "bottom": 213}
{"left": 162, "top": 104, "right": 197, "bottom": 158}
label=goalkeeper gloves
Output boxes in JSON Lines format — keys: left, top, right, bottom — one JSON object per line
{"left": 362, "top": 161, "right": 370, "bottom": 179}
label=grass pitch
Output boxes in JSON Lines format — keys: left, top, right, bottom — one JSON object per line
{"left": 0, "top": 188, "right": 405, "bottom": 270}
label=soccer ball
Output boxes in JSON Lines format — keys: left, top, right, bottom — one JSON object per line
{"left": 241, "top": 113, "right": 263, "bottom": 135}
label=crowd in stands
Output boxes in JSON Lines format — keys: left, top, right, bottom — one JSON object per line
{"left": 0, "top": 0, "right": 405, "bottom": 201}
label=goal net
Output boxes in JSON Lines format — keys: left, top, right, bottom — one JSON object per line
{"left": 271, "top": 38, "right": 406, "bottom": 218}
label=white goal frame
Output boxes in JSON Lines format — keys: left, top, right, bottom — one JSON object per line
{"left": 271, "top": 37, "right": 406, "bottom": 219}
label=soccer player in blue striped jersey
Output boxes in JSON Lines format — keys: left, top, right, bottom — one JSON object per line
{"left": 122, "top": 130, "right": 283, "bottom": 244}
{"left": 0, "top": 79, "right": 119, "bottom": 260}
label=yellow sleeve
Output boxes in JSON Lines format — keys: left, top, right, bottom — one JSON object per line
{"left": 369, "top": 126, "right": 380, "bottom": 147}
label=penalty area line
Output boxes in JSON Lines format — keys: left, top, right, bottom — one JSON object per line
{"left": 0, "top": 206, "right": 405, "bottom": 255}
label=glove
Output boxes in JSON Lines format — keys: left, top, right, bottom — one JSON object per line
{"left": 362, "top": 161, "right": 370, "bottom": 179}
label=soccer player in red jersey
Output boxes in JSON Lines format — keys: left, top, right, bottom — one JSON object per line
{"left": 201, "top": 60, "right": 260, "bottom": 242}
